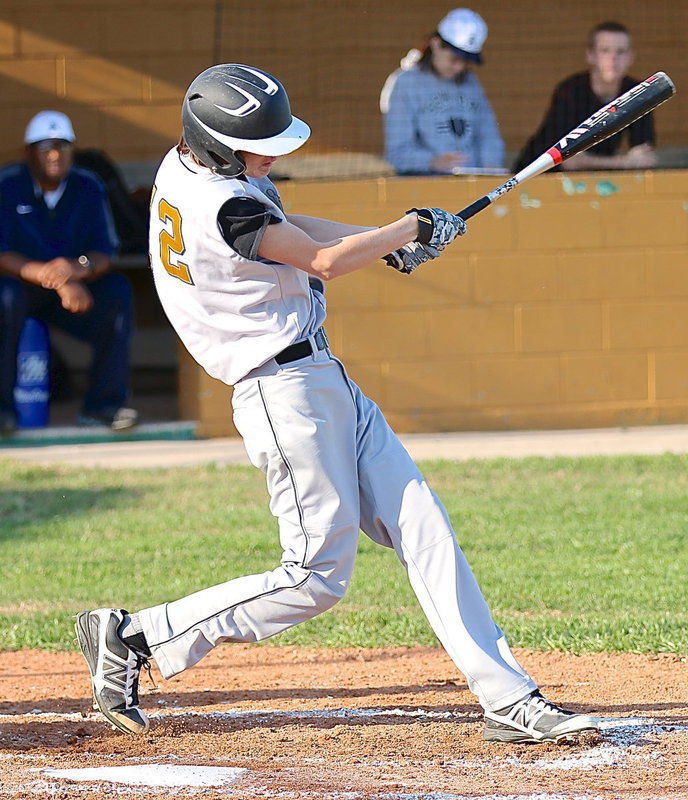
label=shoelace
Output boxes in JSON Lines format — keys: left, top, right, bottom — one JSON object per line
{"left": 502, "top": 692, "right": 560, "bottom": 729}
{"left": 141, "top": 657, "right": 159, "bottom": 693}
{"left": 524, "top": 694, "right": 552, "bottom": 718}
{"left": 122, "top": 653, "right": 158, "bottom": 705}
{"left": 520, "top": 693, "right": 571, "bottom": 727}
{"left": 122, "top": 652, "right": 140, "bottom": 706}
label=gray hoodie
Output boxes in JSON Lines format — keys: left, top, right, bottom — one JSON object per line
{"left": 381, "top": 63, "right": 504, "bottom": 174}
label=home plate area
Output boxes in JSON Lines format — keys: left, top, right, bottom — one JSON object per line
{"left": 0, "top": 646, "right": 686, "bottom": 799}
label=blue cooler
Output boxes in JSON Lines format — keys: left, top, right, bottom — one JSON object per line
{"left": 14, "top": 317, "right": 50, "bottom": 428}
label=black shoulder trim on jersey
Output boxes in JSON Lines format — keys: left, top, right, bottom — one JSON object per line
{"left": 217, "top": 196, "right": 281, "bottom": 260}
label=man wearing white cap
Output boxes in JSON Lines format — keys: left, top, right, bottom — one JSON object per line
{"left": 0, "top": 110, "right": 137, "bottom": 432}
{"left": 380, "top": 8, "right": 505, "bottom": 175}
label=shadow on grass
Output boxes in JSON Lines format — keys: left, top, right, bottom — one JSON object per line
{"left": 0, "top": 486, "right": 143, "bottom": 543}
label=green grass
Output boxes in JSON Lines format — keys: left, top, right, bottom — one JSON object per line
{"left": 1, "top": 454, "right": 687, "bottom": 654}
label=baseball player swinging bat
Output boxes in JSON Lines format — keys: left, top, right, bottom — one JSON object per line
{"left": 457, "top": 71, "right": 676, "bottom": 221}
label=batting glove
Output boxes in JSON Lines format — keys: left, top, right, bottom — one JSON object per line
{"left": 383, "top": 241, "right": 440, "bottom": 274}
{"left": 408, "top": 207, "right": 467, "bottom": 250}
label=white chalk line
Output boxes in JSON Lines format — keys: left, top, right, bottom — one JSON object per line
{"left": 4, "top": 705, "right": 687, "bottom": 764}
{"left": 0, "top": 706, "right": 465, "bottom": 723}
{"left": 1, "top": 709, "right": 686, "bottom": 798}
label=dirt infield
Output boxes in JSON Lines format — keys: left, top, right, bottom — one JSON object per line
{"left": 1, "top": 646, "right": 686, "bottom": 799}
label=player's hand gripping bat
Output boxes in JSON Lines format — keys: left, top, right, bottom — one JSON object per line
{"left": 456, "top": 71, "right": 676, "bottom": 221}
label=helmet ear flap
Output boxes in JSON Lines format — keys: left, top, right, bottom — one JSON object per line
{"left": 181, "top": 97, "right": 247, "bottom": 177}
{"left": 209, "top": 150, "right": 246, "bottom": 178}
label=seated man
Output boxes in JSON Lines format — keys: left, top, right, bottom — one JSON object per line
{"left": 0, "top": 111, "right": 137, "bottom": 433}
{"left": 514, "top": 21, "right": 656, "bottom": 172}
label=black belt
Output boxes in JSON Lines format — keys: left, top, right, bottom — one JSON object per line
{"left": 275, "top": 328, "right": 329, "bottom": 365}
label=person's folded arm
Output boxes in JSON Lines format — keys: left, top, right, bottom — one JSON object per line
{"left": 0, "top": 251, "right": 48, "bottom": 285}
{"left": 0, "top": 250, "right": 111, "bottom": 288}
{"left": 562, "top": 144, "right": 657, "bottom": 171}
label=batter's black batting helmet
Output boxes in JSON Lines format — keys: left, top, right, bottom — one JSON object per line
{"left": 181, "top": 64, "right": 311, "bottom": 177}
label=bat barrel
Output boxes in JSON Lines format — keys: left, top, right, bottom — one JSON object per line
{"left": 453, "top": 71, "right": 676, "bottom": 225}
{"left": 552, "top": 71, "right": 676, "bottom": 161}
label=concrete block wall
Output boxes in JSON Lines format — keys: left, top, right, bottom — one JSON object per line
{"left": 180, "top": 170, "right": 688, "bottom": 437}
{"left": 0, "top": 0, "right": 217, "bottom": 165}
{"left": 0, "top": 1, "right": 686, "bottom": 166}
{"left": 3, "top": 2, "right": 686, "bottom": 436}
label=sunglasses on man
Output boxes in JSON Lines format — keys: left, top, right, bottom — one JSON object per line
{"left": 33, "top": 139, "right": 73, "bottom": 153}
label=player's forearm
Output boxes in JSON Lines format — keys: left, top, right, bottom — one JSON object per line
{"left": 260, "top": 214, "right": 420, "bottom": 280}
{"left": 0, "top": 250, "right": 111, "bottom": 286}
{"left": 79, "top": 251, "right": 112, "bottom": 281}
{"left": 386, "top": 141, "right": 434, "bottom": 174}
{"left": 287, "top": 214, "right": 375, "bottom": 240}
{"left": 312, "top": 217, "right": 418, "bottom": 279}
{"left": 0, "top": 251, "right": 48, "bottom": 285}
{"left": 561, "top": 151, "right": 630, "bottom": 170}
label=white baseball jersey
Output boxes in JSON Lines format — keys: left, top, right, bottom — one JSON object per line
{"left": 149, "top": 148, "right": 325, "bottom": 385}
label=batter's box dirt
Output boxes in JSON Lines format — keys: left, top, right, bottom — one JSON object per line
{"left": 0, "top": 646, "right": 686, "bottom": 799}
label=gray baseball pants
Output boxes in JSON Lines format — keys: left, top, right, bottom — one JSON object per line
{"left": 138, "top": 344, "right": 537, "bottom": 712}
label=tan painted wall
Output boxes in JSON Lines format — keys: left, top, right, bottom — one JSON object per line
{"left": 0, "top": 1, "right": 685, "bottom": 165}
{"left": 180, "top": 170, "right": 688, "bottom": 437}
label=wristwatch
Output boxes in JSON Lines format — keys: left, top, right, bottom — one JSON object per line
{"left": 78, "top": 255, "right": 93, "bottom": 272}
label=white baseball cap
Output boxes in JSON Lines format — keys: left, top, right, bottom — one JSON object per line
{"left": 24, "top": 111, "right": 76, "bottom": 145}
{"left": 437, "top": 8, "right": 488, "bottom": 64}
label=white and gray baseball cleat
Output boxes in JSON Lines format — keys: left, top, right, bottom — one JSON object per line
{"left": 483, "top": 690, "right": 599, "bottom": 743}
{"left": 75, "top": 608, "right": 150, "bottom": 735}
